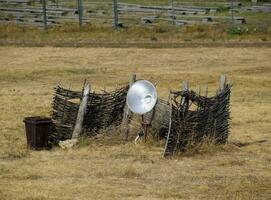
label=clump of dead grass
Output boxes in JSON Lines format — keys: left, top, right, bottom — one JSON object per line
{"left": 179, "top": 136, "right": 233, "bottom": 157}
{"left": 74, "top": 127, "right": 233, "bottom": 159}
{"left": 3, "top": 148, "right": 29, "bottom": 160}
{"left": 1, "top": 142, "right": 29, "bottom": 160}
{"left": 122, "top": 165, "right": 141, "bottom": 178}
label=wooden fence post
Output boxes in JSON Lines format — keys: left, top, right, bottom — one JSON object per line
{"left": 230, "top": 0, "right": 234, "bottom": 25}
{"left": 170, "top": 0, "right": 175, "bottom": 25}
{"left": 205, "top": 85, "right": 208, "bottom": 97}
{"left": 163, "top": 91, "right": 173, "bottom": 157}
{"left": 122, "top": 74, "right": 136, "bottom": 141}
{"left": 203, "top": 85, "right": 208, "bottom": 110}
{"left": 182, "top": 81, "right": 189, "bottom": 92}
{"left": 72, "top": 82, "right": 90, "bottom": 139}
{"left": 42, "top": 0, "right": 47, "bottom": 30}
{"left": 112, "top": 0, "right": 119, "bottom": 29}
{"left": 77, "top": 0, "right": 83, "bottom": 27}
{"left": 218, "top": 74, "right": 227, "bottom": 93}
{"left": 181, "top": 81, "right": 189, "bottom": 116}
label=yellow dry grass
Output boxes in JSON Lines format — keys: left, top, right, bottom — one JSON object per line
{"left": 0, "top": 47, "right": 270, "bottom": 200}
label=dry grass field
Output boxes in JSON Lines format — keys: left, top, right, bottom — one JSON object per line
{"left": 0, "top": 47, "right": 270, "bottom": 200}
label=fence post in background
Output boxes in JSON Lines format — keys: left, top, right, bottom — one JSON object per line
{"left": 77, "top": 0, "right": 83, "bottom": 27}
{"left": 122, "top": 74, "right": 136, "bottom": 141}
{"left": 42, "top": 0, "right": 47, "bottom": 30}
{"left": 230, "top": 0, "right": 234, "bottom": 25}
{"left": 170, "top": 0, "right": 175, "bottom": 25}
{"left": 72, "top": 82, "right": 90, "bottom": 139}
{"left": 112, "top": 0, "right": 119, "bottom": 29}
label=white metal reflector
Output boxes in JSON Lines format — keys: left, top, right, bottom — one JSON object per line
{"left": 127, "top": 80, "right": 157, "bottom": 114}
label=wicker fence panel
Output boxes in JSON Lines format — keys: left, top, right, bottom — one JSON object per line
{"left": 164, "top": 83, "right": 231, "bottom": 156}
{"left": 50, "top": 85, "right": 129, "bottom": 143}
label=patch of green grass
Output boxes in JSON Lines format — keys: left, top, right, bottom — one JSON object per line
{"left": 0, "top": 20, "right": 270, "bottom": 43}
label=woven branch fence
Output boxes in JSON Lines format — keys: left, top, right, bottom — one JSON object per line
{"left": 50, "top": 84, "right": 129, "bottom": 143}
{"left": 49, "top": 75, "right": 231, "bottom": 157}
{"left": 164, "top": 81, "right": 231, "bottom": 156}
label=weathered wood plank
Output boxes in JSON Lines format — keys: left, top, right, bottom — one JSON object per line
{"left": 121, "top": 74, "right": 136, "bottom": 141}
{"left": 163, "top": 91, "right": 173, "bottom": 157}
{"left": 218, "top": 74, "right": 226, "bottom": 93}
{"left": 72, "top": 82, "right": 90, "bottom": 139}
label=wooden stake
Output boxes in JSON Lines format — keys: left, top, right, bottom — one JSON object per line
{"left": 204, "top": 85, "right": 208, "bottom": 110}
{"left": 112, "top": 0, "right": 119, "bottom": 29}
{"left": 205, "top": 85, "right": 208, "bottom": 97}
{"left": 218, "top": 74, "right": 227, "bottom": 93}
{"left": 42, "top": 0, "right": 47, "bottom": 30}
{"left": 181, "top": 81, "right": 189, "bottom": 116}
{"left": 170, "top": 0, "right": 175, "bottom": 25}
{"left": 77, "top": 0, "right": 83, "bottom": 27}
{"left": 163, "top": 91, "right": 173, "bottom": 157}
{"left": 72, "top": 82, "right": 90, "bottom": 139}
{"left": 122, "top": 74, "right": 136, "bottom": 141}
